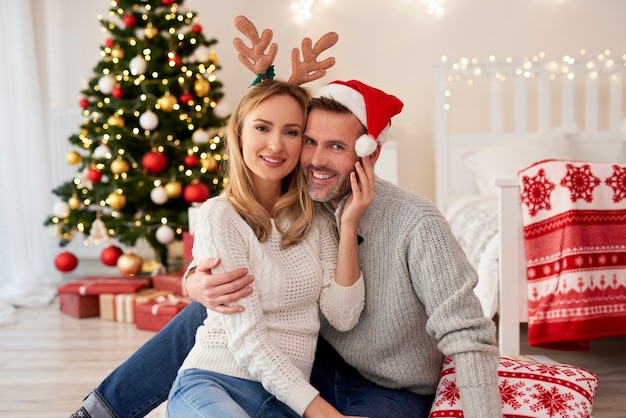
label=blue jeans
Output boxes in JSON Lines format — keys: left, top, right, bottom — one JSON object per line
{"left": 83, "top": 301, "right": 435, "bottom": 418}
{"left": 83, "top": 301, "right": 207, "bottom": 418}
{"left": 311, "top": 337, "right": 435, "bottom": 417}
{"left": 167, "top": 369, "right": 301, "bottom": 418}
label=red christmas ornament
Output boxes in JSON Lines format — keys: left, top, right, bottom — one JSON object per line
{"left": 142, "top": 151, "right": 168, "bottom": 174}
{"left": 184, "top": 181, "right": 210, "bottom": 204}
{"left": 112, "top": 86, "right": 124, "bottom": 99}
{"left": 162, "top": 0, "right": 175, "bottom": 5}
{"left": 105, "top": 38, "right": 114, "bottom": 48}
{"left": 55, "top": 251, "right": 79, "bottom": 272}
{"left": 184, "top": 154, "right": 199, "bottom": 168}
{"left": 79, "top": 98, "right": 89, "bottom": 109}
{"left": 192, "top": 24, "right": 202, "bottom": 34}
{"left": 87, "top": 168, "right": 103, "bottom": 183}
{"left": 123, "top": 14, "right": 137, "bottom": 28}
{"left": 179, "top": 92, "right": 194, "bottom": 106}
{"left": 100, "top": 245, "right": 123, "bottom": 267}
{"left": 167, "top": 53, "right": 182, "bottom": 67}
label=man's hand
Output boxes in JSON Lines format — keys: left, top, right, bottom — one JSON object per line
{"left": 186, "top": 257, "right": 254, "bottom": 313}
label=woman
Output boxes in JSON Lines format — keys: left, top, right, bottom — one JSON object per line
{"left": 166, "top": 79, "right": 373, "bottom": 418}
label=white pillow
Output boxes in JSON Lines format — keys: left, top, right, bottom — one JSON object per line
{"left": 462, "top": 128, "right": 576, "bottom": 195}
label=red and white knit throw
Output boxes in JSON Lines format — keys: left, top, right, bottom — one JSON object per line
{"left": 518, "top": 159, "right": 626, "bottom": 350}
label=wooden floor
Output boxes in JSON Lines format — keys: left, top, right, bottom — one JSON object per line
{"left": 0, "top": 301, "right": 625, "bottom": 418}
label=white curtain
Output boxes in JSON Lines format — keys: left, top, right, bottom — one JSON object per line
{"left": 0, "top": 0, "right": 59, "bottom": 324}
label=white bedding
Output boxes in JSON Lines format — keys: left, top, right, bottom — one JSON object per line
{"left": 444, "top": 195, "right": 499, "bottom": 319}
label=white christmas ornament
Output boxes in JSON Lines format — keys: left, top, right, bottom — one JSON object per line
{"left": 93, "top": 144, "right": 112, "bottom": 160}
{"left": 193, "top": 45, "right": 211, "bottom": 63}
{"left": 98, "top": 75, "right": 116, "bottom": 94}
{"left": 155, "top": 225, "right": 175, "bottom": 244}
{"left": 191, "top": 129, "right": 210, "bottom": 144}
{"left": 150, "top": 186, "right": 169, "bottom": 205}
{"left": 139, "top": 110, "right": 159, "bottom": 130}
{"left": 53, "top": 201, "right": 70, "bottom": 218}
{"left": 213, "top": 102, "right": 230, "bottom": 119}
{"left": 129, "top": 55, "right": 147, "bottom": 75}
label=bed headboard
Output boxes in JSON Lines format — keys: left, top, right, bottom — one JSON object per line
{"left": 435, "top": 51, "right": 626, "bottom": 209}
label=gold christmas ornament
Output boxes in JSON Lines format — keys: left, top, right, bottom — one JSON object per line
{"left": 164, "top": 180, "right": 183, "bottom": 198}
{"left": 194, "top": 78, "right": 210, "bottom": 97}
{"left": 111, "top": 46, "right": 125, "bottom": 59}
{"left": 209, "top": 50, "right": 219, "bottom": 65}
{"left": 68, "top": 194, "right": 82, "bottom": 210}
{"left": 106, "top": 191, "right": 127, "bottom": 210}
{"left": 110, "top": 158, "right": 130, "bottom": 175}
{"left": 157, "top": 92, "right": 178, "bottom": 112}
{"left": 201, "top": 154, "right": 218, "bottom": 171}
{"left": 117, "top": 251, "right": 143, "bottom": 276}
{"left": 144, "top": 23, "right": 158, "bottom": 39}
{"left": 107, "top": 114, "right": 125, "bottom": 128}
{"left": 66, "top": 150, "right": 82, "bottom": 165}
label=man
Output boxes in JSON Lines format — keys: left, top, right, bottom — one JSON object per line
{"left": 72, "top": 80, "right": 502, "bottom": 418}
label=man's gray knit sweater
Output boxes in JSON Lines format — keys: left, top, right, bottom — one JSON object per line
{"left": 318, "top": 178, "right": 502, "bottom": 418}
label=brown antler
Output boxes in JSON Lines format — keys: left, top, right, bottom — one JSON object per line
{"left": 288, "top": 32, "right": 339, "bottom": 86}
{"left": 232, "top": 15, "right": 278, "bottom": 75}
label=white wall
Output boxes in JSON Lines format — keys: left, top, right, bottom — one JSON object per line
{"left": 38, "top": 0, "right": 626, "bottom": 202}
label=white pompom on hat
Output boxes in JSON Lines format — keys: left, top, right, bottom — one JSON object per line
{"left": 313, "top": 80, "right": 404, "bottom": 157}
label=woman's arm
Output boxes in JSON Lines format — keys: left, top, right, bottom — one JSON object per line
{"left": 319, "top": 157, "right": 375, "bottom": 331}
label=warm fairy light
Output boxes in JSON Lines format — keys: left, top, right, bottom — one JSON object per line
{"left": 427, "top": 0, "right": 445, "bottom": 15}
{"left": 441, "top": 50, "right": 623, "bottom": 84}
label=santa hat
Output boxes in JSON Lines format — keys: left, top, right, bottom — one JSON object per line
{"left": 313, "top": 80, "right": 404, "bottom": 157}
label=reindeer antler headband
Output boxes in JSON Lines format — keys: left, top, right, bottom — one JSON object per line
{"left": 233, "top": 15, "right": 338, "bottom": 87}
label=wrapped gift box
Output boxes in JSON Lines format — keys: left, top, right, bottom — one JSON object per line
{"left": 98, "top": 293, "right": 134, "bottom": 323}
{"left": 134, "top": 294, "right": 191, "bottom": 332}
{"left": 152, "top": 271, "right": 185, "bottom": 295}
{"left": 59, "top": 293, "right": 100, "bottom": 318}
{"left": 182, "top": 231, "right": 193, "bottom": 264}
{"left": 58, "top": 276, "right": 150, "bottom": 296}
{"left": 100, "top": 289, "right": 173, "bottom": 323}
{"left": 58, "top": 276, "right": 150, "bottom": 319}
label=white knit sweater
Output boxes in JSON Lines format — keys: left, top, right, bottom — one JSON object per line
{"left": 180, "top": 194, "right": 365, "bottom": 416}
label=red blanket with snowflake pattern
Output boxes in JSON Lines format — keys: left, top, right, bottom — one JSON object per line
{"left": 517, "top": 159, "right": 626, "bottom": 350}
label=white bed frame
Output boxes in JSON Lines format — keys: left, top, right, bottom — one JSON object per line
{"left": 434, "top": 52, "right": 626, "bottom": 355}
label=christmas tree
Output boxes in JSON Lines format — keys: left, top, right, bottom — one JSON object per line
{"left": 45, "top": 0, "right": 229, "bottom": 275}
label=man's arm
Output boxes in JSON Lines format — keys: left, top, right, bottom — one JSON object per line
{"left": 185, "top": 257, "right": 254, "bottom": 314}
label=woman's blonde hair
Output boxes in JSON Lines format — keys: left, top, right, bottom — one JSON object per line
{"left": 224, "top": 79, "right": 314, "bottom": 248}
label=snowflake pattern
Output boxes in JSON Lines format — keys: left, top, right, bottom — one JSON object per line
{"left": 520, "top": 168, "right": 557, "bottom": 217}
{"left": 529, "top": 384, "right": 575, "bottom": 417}
{"left": 429, "top": 356, "right": 598, "bottom": 418}
{"left": 499, "top": 379, "right": 526, "bottom": 410}
{"left": 434, "top": 378, "right": 460, "bottom": 407}
{"left": 604, "top": 164, "right": 626, "bottom": 203}
{"left": 559, "top": 163, "right": 601, "bottom": 203}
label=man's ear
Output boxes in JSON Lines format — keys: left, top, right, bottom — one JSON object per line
{"left": 366, "top": 143, "right": 382, "bottom": 165}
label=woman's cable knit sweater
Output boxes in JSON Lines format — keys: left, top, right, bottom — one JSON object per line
{"left": 180, "top": 194, "right": 365, "bottom": 416}
{"left": 318, "top": 178, "right": 502, "bottom": 418}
